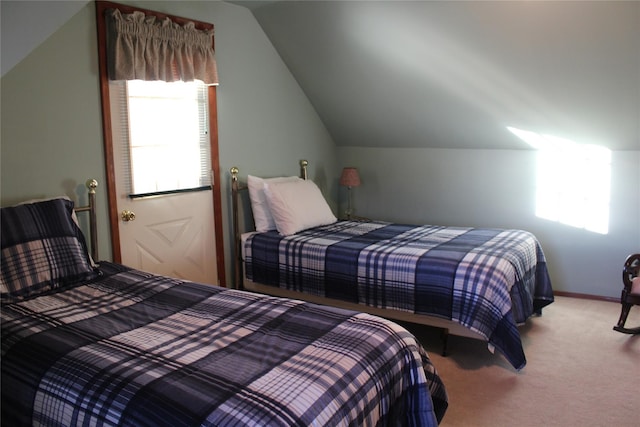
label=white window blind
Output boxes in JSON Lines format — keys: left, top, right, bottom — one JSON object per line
{"left": 111, "top": 79, "right": 212, "bottom": 197}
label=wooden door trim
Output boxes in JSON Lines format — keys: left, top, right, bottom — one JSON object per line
{"left": 95, "top": 1, "right": 121, "bottom": 263}
{"left": 208, "top": 86, "right": 227, "bottom": 286}
{"left": 95, "top": 0, "right": 226, "bottom": 285}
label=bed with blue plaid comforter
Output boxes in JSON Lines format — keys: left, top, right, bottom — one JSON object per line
{"left": 1, "top": 262, "right": 447, "bottom": 427}
{"left": 245, "top": 220, "right": 554, "bottom": 370}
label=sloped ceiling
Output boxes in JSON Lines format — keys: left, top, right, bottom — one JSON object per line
{"left": 3, "top": 1, "right": 638, "bottom": 151}
{"left": 242, "top": 0, "right": 640, "bottom": 150}
{"left": 1, "top": 1, "right": 90, "bottom": 76}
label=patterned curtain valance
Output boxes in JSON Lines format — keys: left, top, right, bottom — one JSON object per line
{"left": 106, "top": 9, "right": 219, "bottom": 85}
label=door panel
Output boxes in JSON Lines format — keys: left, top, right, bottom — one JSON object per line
{"left": 118, "top": 192, "right": 217, "bottom": 283}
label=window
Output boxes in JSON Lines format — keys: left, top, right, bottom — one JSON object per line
{"left": 112, "top": 79, "right": 212, "bottom": 198}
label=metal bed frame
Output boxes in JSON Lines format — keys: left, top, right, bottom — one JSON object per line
{"left": 229, "top": 160, "right": 483, "bottom": 356}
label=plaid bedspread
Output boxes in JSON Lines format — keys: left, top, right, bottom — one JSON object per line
{"left": 1, "top": 262, "right": 447, "bottom": 427}
{"left": 246, "top": 221, "right": 554, "bottom": 370}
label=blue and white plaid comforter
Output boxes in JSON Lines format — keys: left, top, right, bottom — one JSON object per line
{"left": 1, "top": 262, "right": 447, "bottom": 427}
{"left": 246, "top": 221, "right": 554, "bottom": 370}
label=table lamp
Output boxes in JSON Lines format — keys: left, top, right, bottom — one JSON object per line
{"left": 340, "top": 167, "right": 361, "bottom": 219}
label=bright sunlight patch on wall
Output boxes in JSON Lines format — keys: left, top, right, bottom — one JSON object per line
{"left": 508, "top": 127, "right": 611, "bottom": 234}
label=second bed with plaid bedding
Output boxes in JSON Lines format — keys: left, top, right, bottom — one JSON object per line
{"left": 1, "top": 262, "right": 447, "bottom": 426}
{"left": 246, "top": 220, "right": 554, "bottom": 370}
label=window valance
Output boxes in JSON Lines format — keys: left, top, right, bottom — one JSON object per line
{"left": 106, "top": 9, "right": 219, "bottom": 85}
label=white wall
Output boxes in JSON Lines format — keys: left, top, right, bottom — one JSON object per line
{"left": 338, "top": 146, "right": 640, "bottom": 298}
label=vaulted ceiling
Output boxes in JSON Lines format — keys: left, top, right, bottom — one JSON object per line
{"left": 237, "top": 0, "right": 640, "bottom": 151}
{"left": 3, "top": 1, "right": 638, "bottom": 151}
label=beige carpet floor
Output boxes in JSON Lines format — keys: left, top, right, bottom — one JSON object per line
{"left": 401, "top": 296, "right": 639, "bottom": 426}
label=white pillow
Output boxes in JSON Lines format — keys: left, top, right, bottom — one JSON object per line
{"left": 247, "top": 175, "right": 301, "bottom": 232}
{"left": 264, "top": 179, "right": 337, "bottom": 236}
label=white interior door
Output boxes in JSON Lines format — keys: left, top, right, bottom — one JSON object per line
{"left": 109, "top": 80, "right": 218, "bottom": 285}
{"left": 115, "top": 191, "right": 218, "bottom": 284}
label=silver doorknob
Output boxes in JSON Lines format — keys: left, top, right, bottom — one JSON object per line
{"left": 121, "top": 210, "right": 136, "bottom": 222}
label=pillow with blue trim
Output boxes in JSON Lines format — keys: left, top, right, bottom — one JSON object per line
{"left": 1, "top": 198, "right": 97, "bottom": 304}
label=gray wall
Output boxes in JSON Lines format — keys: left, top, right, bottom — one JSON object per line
{"left": 0, "top": 1, "right": 338, "bottom": 284}
{"left": 1, "top": 1, "right": 637, "bottom": 298}
{"left": 1, "top": 2, "right": 110, "bottom": 257}
{"left": 338, "top": 146, "right": 640, "bottom": 299}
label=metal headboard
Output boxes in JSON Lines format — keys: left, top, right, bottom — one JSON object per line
{"left": 73, "top": 179, "right": 99, "bottom": 261}
{"left": 230, "top": 160, "right": 308, "bottom": 289}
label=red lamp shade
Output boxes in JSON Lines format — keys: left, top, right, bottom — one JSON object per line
{"left": 340, "top": 167, "right": 361, "bottom": 187}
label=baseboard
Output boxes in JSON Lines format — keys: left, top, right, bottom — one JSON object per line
{"left": 553, "top": 290, "right": 618, "bottom": 303}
